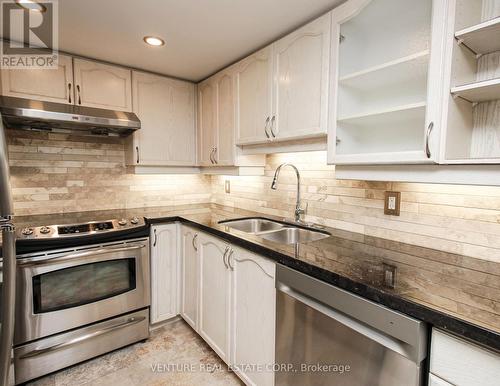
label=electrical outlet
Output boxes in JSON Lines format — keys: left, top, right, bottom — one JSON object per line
{"left": 224, "top": 180, "right": 231, "bottom": 194}
{"left": 384, "top": 191, "right": 401, "bottom": 216}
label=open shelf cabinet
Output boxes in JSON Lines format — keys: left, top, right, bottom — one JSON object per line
{"left": 328, "top": 0, "right": 447, "bottom": 165}
{"left": 455, "top": 17, "right": 500, "bottom": 55}
{"left": 444, "top": 0, "right": 500, "bottom": 164}
{"left": 451, "top": 78, "right": 500, "bottom": 102}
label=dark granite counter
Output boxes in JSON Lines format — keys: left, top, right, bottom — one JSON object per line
{"left": 5, "top": 203, "right": 500, "bottom": 352}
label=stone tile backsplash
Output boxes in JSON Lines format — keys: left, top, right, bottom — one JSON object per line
{"left": 6, "top": 129, "right": 211, "bottom": 215}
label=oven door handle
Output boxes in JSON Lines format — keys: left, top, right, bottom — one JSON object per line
{"left": 18, "top": 243, "right": 147, "bottom": 266}
{"left": 19, "top": 315, "right": 146, "bottom": 359}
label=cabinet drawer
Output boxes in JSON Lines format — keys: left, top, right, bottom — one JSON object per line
{"left": 430, "top": 329, "right": 500, "bottom": 386}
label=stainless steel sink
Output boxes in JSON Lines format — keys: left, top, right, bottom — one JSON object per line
{"left": 259, "top": 227, "right": 330, "bottom": 244}
{"left": 219, "top": 217, "right": 330, "bottom": 244}
{"left": 220, "top": 218, "right": 285, "bottom": 234}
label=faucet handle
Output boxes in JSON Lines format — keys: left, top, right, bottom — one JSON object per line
{"left": 295, "top": 201, "right": 308, "bottom": 216}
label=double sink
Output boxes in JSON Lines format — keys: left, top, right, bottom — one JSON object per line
{"left": 218, "top": 218, "right": 330, "bottom": 244}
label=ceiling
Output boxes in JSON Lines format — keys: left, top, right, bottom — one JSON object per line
{"left": 55, "top": 0, "right": 345, "bottom": 82}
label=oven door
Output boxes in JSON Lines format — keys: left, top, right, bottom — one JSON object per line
{"left": 15, "top": 238, "right": 150, "bottom": 345}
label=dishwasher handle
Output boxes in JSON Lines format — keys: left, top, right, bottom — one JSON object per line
{"left": 277, "top": 282, "right": 423, "bottom": 364}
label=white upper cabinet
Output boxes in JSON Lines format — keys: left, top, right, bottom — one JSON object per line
{"left": 233, "top": 15, "right": 331, "bottom": 147}
{"left": 443, "top": 0, "right": 500, "bottom": 164}
{"left": 197, "top": 68, "right": 264, "bottom": 171}
{"left": 328, "top": 0, "right": 448, "bottom": 165}
{"left": 130, "top": 71, "right": 196, "bottom": 166}
{"left": 73, "top": 58, "right": 132, "bottom": 112}
{"left": 234, "top": 46, "right": 274, "bottom": 145}
{"left": 0, "top": 55, "right": 74, "bottom": 104}
{"left": 214, "top": 71, "right": 236, "bottom": 165}
{"left": 273, "top": 13, "right": 331, "bottom": 141}
{"left": 197, "top": 79, "right": 218, "bottom": 166}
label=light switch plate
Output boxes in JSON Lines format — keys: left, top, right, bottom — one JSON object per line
{"left": 384, "top": 191, "right": 401, "bottom": 216}
{"left": 224, "top": 180, "right": 231, "bottom": 194}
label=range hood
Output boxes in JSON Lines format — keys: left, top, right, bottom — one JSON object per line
{"left": 0, "top": 96, "right": 140, "bottom": 137}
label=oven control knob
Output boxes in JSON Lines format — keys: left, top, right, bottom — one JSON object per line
{"left": 21, "top": 227, "right": 34, "bottom": 236}
{"left": 118, "top": 219, "right": 127, "bottom": 226}
{"left": 40, "top": 226, "right": 51, "bottom": 234}
{"left": 130, "top": 217, "right": 140, "bottom": 225}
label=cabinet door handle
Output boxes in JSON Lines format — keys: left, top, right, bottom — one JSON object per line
{"left": 192, "top": 234, "right": 198, "bottom": 251}
{"left": 213, "top": 147, "right": 218, "bottom": 164}
{"left": 227, "top": 248, "right": 234, "bottom": 270}
{"left": 222, "top": 246, "right": 229, "bottom": 269}
{"left": 136, "top": 146, "right": 140, "bottom": 164}
{"left": 153, "top": 229, "right": 157, "bottom": 247}
{"left": 270, "top": 116, "right": 276, "bottom": 138}
{"left": 264, "top": 117, "right": 271, "bottom": 139}
{"left": 209, "top": 148, "right": 215, "bottom": 164}
{"left": 76, "top": 85, "right": 81, "bottom": 105}
{"left": 425, "top": 122, "right": 434, "bottom": 159}
{"left": 68, "top": 83, "right": 72, "bottom": 104}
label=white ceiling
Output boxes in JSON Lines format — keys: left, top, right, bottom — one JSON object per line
{"left": 57, "top": 0, "right": 345, "bottom": 82}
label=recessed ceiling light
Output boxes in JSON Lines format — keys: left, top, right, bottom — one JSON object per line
{"left": 143, "top": 36, "right": 165, "bottom": 47}
{"left": 15, "top": 0, "right": 46, "bottom": 12}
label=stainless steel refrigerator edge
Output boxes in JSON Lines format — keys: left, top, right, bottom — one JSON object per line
{"left": 0, "top": 116, "right": 16, "bottom": 385}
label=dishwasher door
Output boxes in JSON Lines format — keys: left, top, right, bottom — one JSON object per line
{"left": 275, "top": 265, "right": 427, "bottom": 386}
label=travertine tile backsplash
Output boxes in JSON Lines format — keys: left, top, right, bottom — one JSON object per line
{"left": 7, "top": 129, "right": 211, "bottom": 215}
{"left": 7, "top": 129, "right": 500, "bottom": 265}
{"left": 212, "top": 151, "right": 500, "bottom": 264}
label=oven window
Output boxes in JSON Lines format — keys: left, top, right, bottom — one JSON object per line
{"left": 32, "top": 258, "right": 136, "bottom": 313}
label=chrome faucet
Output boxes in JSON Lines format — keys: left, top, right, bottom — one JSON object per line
{"left": 271, "top": 163, "right": 306, "bottom": 223}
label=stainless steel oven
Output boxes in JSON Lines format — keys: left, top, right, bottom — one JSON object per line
{"left": 15, "top": 237, "right": 150, "bottom": 345}
{"left": 13, "top": 236, "right": 150, "bottom": 384}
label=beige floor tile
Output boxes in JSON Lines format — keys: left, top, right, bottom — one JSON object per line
{"left": 27, "top": 319, "right": 242, "bottom": 386}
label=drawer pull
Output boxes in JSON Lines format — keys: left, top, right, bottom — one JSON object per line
{"left": 19, "top": 316, "right": 146, "bottom": 359}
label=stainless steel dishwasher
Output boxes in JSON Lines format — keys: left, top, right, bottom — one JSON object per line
{"left": 275, "top": 265, "right": 427, "bottom": 386}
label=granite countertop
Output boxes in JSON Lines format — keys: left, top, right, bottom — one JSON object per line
{"left": 6, "top": 203, "right": 500, "bottom": 352}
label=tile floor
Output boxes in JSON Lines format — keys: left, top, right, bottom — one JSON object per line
{"left": 27, "top": 319, "right": 243, "bottom": 386}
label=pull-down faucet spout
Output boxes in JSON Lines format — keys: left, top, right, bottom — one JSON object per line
{"left": 271, "top": 163, "right": 305, "bottom": 223}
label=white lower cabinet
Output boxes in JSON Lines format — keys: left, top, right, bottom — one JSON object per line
{"left": 198, "top": 233, "right": 232, "bottom": 362}
{"left": 150, "top": 224, "right": 179, "bottom": 324}
{"left": 177, "top": 227, "right": 276, "bottom": 385}
{"left": 428, "top": 374, "right": 453, "bottom": 386}
{"left": 430, "top": 328, "right": 500, "bottom": 386}
{"left": 180, "top": 226, "right": 199, "bottom": 330}
{"left": 230, "top": 246, "right": 276, "bottom": 386}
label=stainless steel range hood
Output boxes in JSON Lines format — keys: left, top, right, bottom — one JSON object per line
{"left": 0, "top": 96, "right": 140, "bottom": 137}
